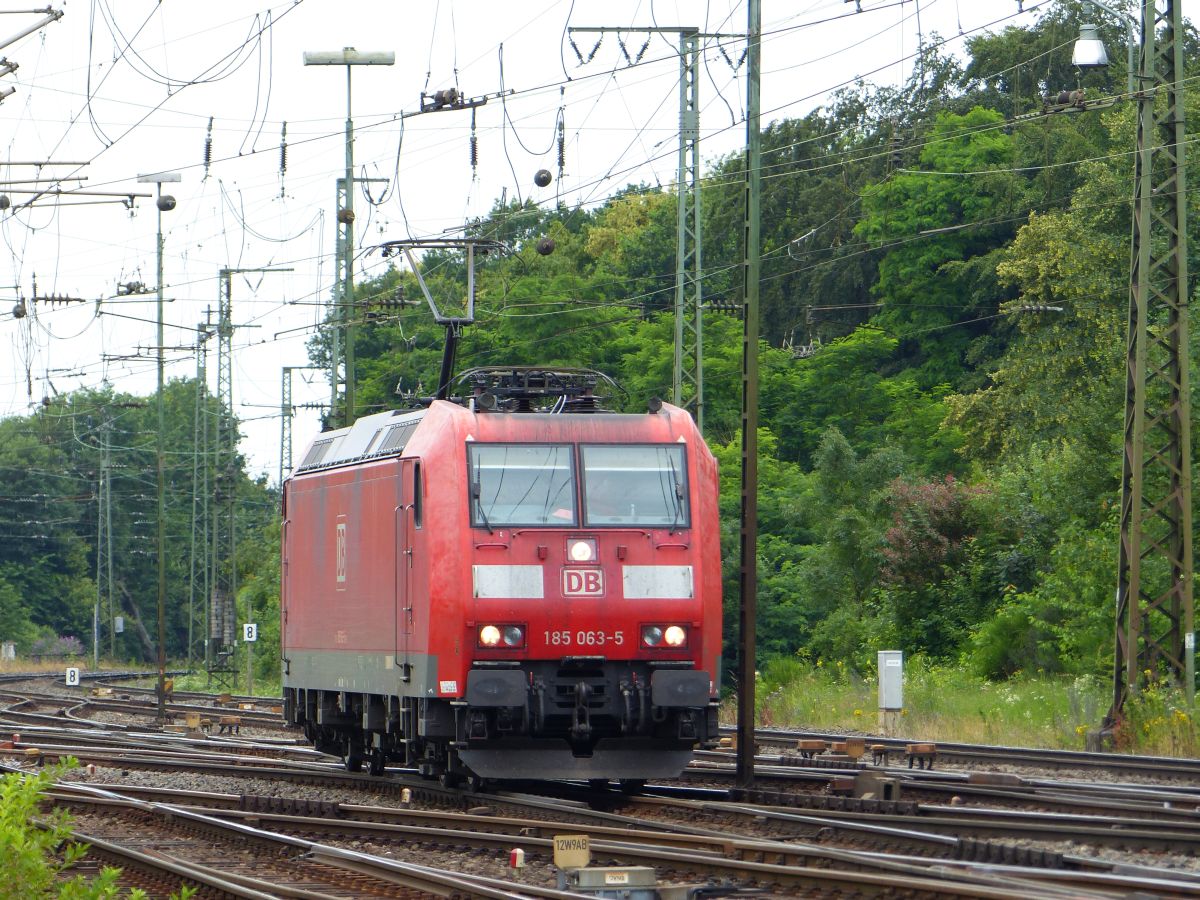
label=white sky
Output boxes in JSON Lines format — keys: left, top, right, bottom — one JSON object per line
{"left": 0, "top": 0, "right": 1044, "bottom": 481}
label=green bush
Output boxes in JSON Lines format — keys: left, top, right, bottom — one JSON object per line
{"left": 1, "top": 761, "right": 126, "bottom": 899}
{"left": 0, "top": 761, "right": 194, "bottom": 899}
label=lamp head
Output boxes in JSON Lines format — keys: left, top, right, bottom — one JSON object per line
{"left": 1072, "top": 23, "right": 1109, "bottom": 69}
{"left": 156, "top": 194, "right": 176, "bottom": 212}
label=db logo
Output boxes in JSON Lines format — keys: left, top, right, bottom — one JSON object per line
{"left": 562, "top": 568, "right": 605, "bottom": 597}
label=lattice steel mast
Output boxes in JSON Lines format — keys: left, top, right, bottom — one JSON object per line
{"left": 673, "top": 29, "right": 704, "bottom": 430}
{"left": 1113, "top": 0, "right": 1194, "bottom": 718}
{"left": 569, "top": 26, "right": 716, "bottom": 429}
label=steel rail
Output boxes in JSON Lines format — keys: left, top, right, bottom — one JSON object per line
{"left": 50, "top": 790, "right": 1061, "bottom": 899}
{"left": 48, "top": 781, "right": 586, "bottom": 900}
{"left": 736, "top": 726, "right": 1200, "bottom": 777}
{"left": 73, "top": 831, "right": 303, "bottom": 899}
{"left": 9, "top": 726, "right": 322, "bottom": 761}
{"left": 51, "top": 779, "right": 1197, "bottom": 900}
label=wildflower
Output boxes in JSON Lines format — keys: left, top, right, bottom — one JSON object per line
{"left": 853, "top": 709, "right": 863, "bottom": 717}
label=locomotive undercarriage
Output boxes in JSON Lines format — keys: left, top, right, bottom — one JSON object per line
{"left": 283, "top": 659, "right": 718, "bottom": 782}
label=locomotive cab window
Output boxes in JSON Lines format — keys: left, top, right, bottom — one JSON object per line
{"left": 582, "top": 444, "right": 689, "bottom": 528}
{"left": 468, "top": 444, "right": 576, "bottom": 527}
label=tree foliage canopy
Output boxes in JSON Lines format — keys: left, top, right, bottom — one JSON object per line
{"left": 5, "top": 3, "right": 1195, "bottom": 685}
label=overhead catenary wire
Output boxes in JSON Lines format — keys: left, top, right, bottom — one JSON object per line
{"left": 2, "top": 1, "right": 1059, "bottom": 448}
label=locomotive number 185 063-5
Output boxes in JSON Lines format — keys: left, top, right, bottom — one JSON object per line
{"left": 544, "top": 630, "right": 625, "bottom": 647}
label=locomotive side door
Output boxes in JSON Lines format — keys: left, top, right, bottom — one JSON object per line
{"left": 396, "top": 458, "right": 416, "bottom": 681}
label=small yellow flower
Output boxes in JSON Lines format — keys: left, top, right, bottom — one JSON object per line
{"left": 853, "top": 709, "right": 863, "bottom": 717}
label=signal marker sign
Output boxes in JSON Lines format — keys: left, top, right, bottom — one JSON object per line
{"left": 553, "top": 834, "right": 590, "bottom": 868}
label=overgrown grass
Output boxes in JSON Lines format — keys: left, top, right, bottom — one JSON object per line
{"left": 0, "top": 657, "right": 86, "bottom": 675}
{"left": 726, "top": 657, "right": 1199, "bottom": 755}
{"left": 167, "top": 670, "right": 282, "bottom": 698}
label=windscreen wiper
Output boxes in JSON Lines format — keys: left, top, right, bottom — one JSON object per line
{"left": 667, "top": 457, "right": 684, "bottom": 535}
{"left": 472, "top": 462, "right": 494, "bottom": 534}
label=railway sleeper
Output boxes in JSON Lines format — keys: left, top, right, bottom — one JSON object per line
{"left": 238, "top": 794, "right": 343, "bottom": 819}
{"left": 729, "top": 786, "right": 920, "bottom": 817}
{"left": 956, "top": 837, "right": 1063, "bottom": 868}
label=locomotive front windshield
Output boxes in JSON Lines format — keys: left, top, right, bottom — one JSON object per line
{"left": 469, "top": 444, "right": 577, "bottom": 527}
{"left": 467, "top": 443, "right": 689, "bottom": 529}
{"left": 582, "top": 445, "right": 689, "bottom": 528}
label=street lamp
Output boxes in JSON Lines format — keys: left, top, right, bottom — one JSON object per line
{"left": 303, "top": 47, "right": 394, "bottom": 426}
{"left": 137, "top": 170, "right": 180, "bottom": 725}
{"left": 1072, "top": 1, "right": 1136, "bottom": 96}
{"left": 1072, "top": 23, "right": 1110, "bottom": 68}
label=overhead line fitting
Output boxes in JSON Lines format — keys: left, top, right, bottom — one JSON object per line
{"left": 617, "top": 34, "right": 651, "bottom": 66}
{"left": 419, "top": 86, "right": 487, "bottom": 113}
{"left": 279, "top": 121, "right": 288, "bottom": 196}
{"left": 557, "top": 88, "right": 566, "bottom": 183}
{"left": 569, "top": 34, "right": 603, "bottom": 66}
{"left": 203, "top": 117, "right": 214, "bottom": 180}
{"left": 470, "top": 108, "right": 478, "bottom": 178}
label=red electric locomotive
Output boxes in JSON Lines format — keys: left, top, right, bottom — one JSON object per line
{"left": 280, "top": 369, "right": 722, "bottom": 785}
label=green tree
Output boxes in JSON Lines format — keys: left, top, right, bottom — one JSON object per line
{"left": 855, "top": 106, "right": 1023, "bottom": 385}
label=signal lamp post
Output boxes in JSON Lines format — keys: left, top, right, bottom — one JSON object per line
{"left": 302, "top": 47, "right": 394, "bottom": 426}
{"left": 1072, "top": 1, "right": 1136, "bottom": 96}
{"left": 138, "top": 171, "right": 180, "bottom": 725}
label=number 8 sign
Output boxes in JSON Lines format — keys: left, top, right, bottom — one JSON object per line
{"left": 243, "top": 623, "right": 258, "bottom": 642}
{"left": 64, "top": 667, "right": 80, "bottom": 686}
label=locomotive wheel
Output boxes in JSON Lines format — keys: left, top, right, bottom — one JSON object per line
{"left": 438, "top": 771, "right": 461, "bottom": 788}
{"left": 464, "top": 773, "right": 484, "bottom": 792}
{"left": 368, "top": 748, "right": 386, "bottom": 777}
{"left": 344, "top": 752, "right": 363, "bottom": 773}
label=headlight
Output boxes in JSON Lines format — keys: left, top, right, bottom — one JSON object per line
{"left": 642, "top": 624, "right": 687, "bottom": 648}
{"left": 479, "top": 624, "right": 525, "bottom": 648}
{"left": 568, "top": 537, "right": 598, "bottom": 562}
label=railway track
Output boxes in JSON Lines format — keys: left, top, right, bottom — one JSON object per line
{"left": 734, "top": 725, "right": 1200, "bottom": 780}
{"left": 38, "top": 772, "right": 1200, "bottom": 899}
{"left": 10, "top": 731, "right": 1200, "bottom": 891}
{"left": 51, "top": 780, "right": 582, "bottom": 899}
{"left": 6, "top": 674, "right": 1200, "bottom": 896}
